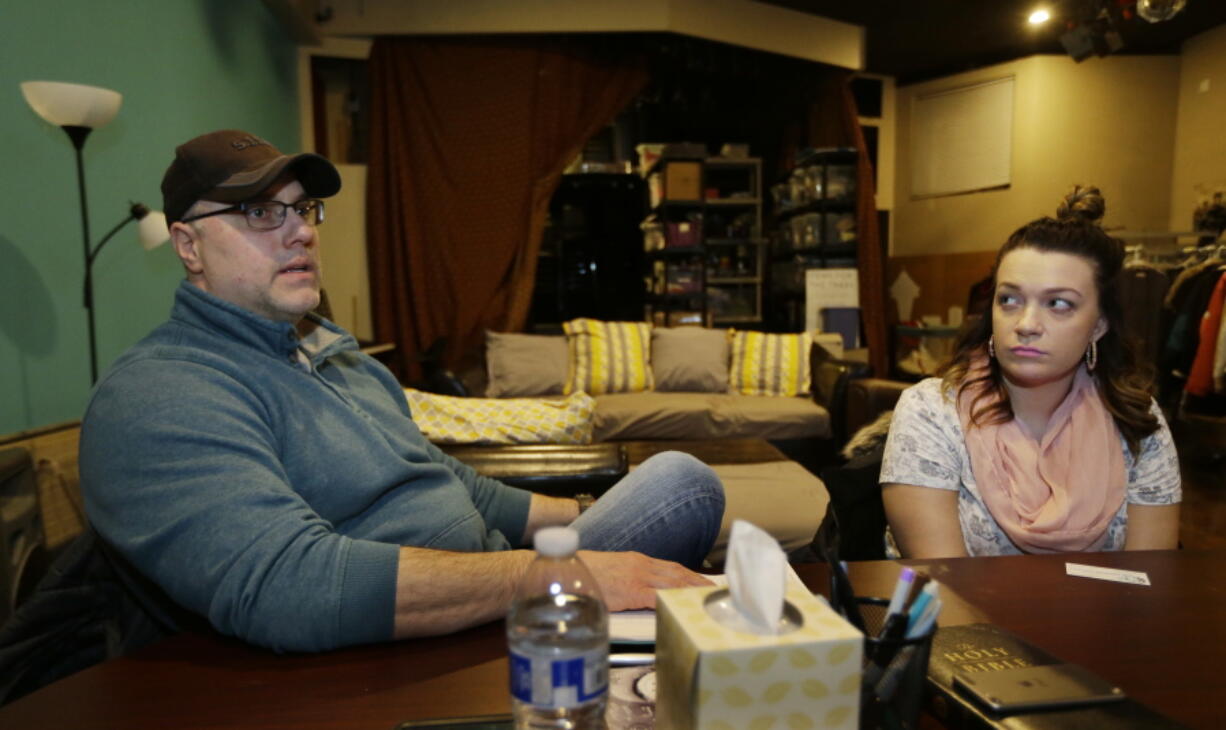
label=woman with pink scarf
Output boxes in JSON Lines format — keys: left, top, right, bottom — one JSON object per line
{"left": 880, "top": 187, "right": 1181, "bottom": 557}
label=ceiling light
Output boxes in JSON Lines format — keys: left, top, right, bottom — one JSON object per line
{"left": 1028, "top": 9, "right": 1051, "bottom": 25}
{"left": 1137, "top": 0, "right": 1186, "bottom": 23}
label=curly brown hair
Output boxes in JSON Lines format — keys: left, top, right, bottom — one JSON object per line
{"left": 939, "top": 186, "right": 1158, "bottom": 456}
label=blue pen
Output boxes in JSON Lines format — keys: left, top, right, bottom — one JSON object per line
{"left": 906, "top": 581, "right": 940, "bottom": 630}
{"left": 907, "top": 597, "right": 942, "bottom": 639}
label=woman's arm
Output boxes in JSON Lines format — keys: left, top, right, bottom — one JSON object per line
{"left": 882, "top": 483, "right": 968, "bottom": 558}
{"left": 1123, "top": 402, "right": 1182, "bottom": 551}
{"left": 1123, "top": 503, "right": 1181, "bottom": 550}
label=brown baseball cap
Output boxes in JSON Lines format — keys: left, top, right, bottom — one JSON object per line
{"left": 161, "top": 129, "right": 342, "bottom": 224}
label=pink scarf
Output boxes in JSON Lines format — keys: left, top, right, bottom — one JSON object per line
{"left": 958, "top": 361, "right": 1126, "bottom": 553}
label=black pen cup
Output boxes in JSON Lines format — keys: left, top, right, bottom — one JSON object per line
{"left": 857, "top": 597, "right": 937, "bottom": 730}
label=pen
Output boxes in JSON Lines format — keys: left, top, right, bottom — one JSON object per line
{"left": 873, "top": 598, "right": 944, "bottom": 703}
{"left": 906, "top": 581, "right": 939, "bottom": 631}
{"left": 885, "top": 567, "right": 916, "bottom": 621}
{"left": 829, "top": 558, "right": 867, "bottom": 633}
{"left": 906, "top": 597, "right": 942, "bottom": 640}
{"left": 872, "top": 567, "right": 916, "bottom": 665}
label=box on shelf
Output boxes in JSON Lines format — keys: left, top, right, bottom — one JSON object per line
{"left": 665, "top": 220, "right": 701, "bottom": 248}
{"left": 665, "top": 266, "right": 703, "bottom": 295}
{"left": 825, "top": 164, "right": 856, "bottom": 201}
{"left": 821, "top": 307, "right": 861, "bottom": 349}
{"left": 651, "top": 309, "right": 706, "bottom": 327}
{"left": 664, "top": 161, "right": 703, "bottom": 201}
{"left": 791, "top": 213, "right": 821, "bottom": 249}
{"left": 719, "top": 143, "right": 749, "bottom": 158}
{"left": 655, "top": 581, "right": 862, "bottom": 730}
{"left": 823, "top": 212, "right": 857, "bottom": 245}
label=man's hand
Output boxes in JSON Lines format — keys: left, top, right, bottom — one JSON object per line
{"left": 577, "top": 550, "right": 713, "bottom": 611}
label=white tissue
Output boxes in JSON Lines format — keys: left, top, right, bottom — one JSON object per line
{"left": 724, "top": 519, "right": 788, "bottom": 634}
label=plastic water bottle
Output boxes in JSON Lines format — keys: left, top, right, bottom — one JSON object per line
{"left": 507, "top": 526, "right": 609, "bottom": 729}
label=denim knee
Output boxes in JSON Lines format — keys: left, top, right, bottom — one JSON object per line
{"left": 638, "top": 451, "right": 725, "bottom": 535}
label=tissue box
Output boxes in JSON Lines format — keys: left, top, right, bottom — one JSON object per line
{"left": 655, "top": 582, "right": 863, "bottom": 730}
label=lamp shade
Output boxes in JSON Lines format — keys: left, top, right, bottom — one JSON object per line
{"left": 20, "top": 81, "right": 122, "bottom": 128}
{"left": 137, "top": 210, "right": 170, "bottom": 251}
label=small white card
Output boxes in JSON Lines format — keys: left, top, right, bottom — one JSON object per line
{"left": 611, "top": 576, "right": 730, "bottom": 644}
{"left": 1065, "top": 562, "right": 1151, "bottom": 586}
{"left": 610, "top": 569, "right": 812, "bottom": 643}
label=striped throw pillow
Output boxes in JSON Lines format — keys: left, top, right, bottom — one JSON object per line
{"left": 729, "top": 330, "right": 813, "bottom": 396}
{"left": 563, "top": 319, "right": 654, "bottom": 395}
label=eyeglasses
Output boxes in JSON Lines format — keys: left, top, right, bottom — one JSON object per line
{"left": 181, "top": 199, "right": 325, "bottom": 230}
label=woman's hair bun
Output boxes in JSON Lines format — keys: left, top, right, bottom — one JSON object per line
{"left": 1057, "top": 184, "right": 1105, "bottom": 223}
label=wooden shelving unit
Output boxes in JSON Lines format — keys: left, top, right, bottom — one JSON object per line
{"left": 642, "top": 156, "right": 765, "bottom": 326}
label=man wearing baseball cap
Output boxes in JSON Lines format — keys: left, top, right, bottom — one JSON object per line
{"left": 78, "top": 130, "right": 724, "bottom": 652}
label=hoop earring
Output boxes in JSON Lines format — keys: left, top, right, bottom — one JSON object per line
{"left": 987, "top": 335, "right": 996, "bottom": 360}
{"left": 1085, "top": 340, "right": 1098, "bottom": 372}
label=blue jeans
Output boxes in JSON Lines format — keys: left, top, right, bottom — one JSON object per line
{"left": 570, "top": 451, "right": 725, "bottom": 569}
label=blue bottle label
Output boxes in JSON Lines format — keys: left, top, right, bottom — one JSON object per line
{"left": 509, "top": 648, "right": 608, "bottom": 707}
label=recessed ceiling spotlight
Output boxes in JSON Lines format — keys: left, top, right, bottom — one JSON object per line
{"left": 1029, "top": 8, "right": 1052, "bottom": 25}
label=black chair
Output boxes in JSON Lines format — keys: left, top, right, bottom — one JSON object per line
{"left": 817, "top": 435, "right": 890, "bottom": 561}
{"left": 0, "top": 528, "right": 198, "bottom": 706}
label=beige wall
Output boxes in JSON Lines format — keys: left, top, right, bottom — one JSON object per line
{"left": 1170, "top": 24, "right": 1226, "bottom": 233}
{"left": 319, "top": 163, "right": 373, "bottom": 341}
{"left": 893, "top": 54, "right": 1180, "bottom": 257}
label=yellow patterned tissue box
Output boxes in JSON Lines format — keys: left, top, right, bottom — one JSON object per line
{"left": 655, "top": 581, "right": 863, "bottom": 730}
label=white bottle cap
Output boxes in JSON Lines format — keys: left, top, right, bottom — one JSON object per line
{"left": 534, "top": 526, "right": 579, "bottom": 557}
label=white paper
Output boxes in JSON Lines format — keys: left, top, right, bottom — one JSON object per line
{"left": 1065, "top": 563, "right": 1151, "bottom": 586}
{"left": 610, "top": 576, "right": 728, "bottom": 644}
{"left": 610, "top": 570, "right": 811, "bottom": 643}
{"left": 805, "top": 268, "right": 859, "bottom": 334}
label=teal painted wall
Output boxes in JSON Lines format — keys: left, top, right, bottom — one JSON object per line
{"left": 1, "top": 1, "right": 301, "bottom": 434}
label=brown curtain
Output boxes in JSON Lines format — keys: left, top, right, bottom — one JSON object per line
{"left": 805, "top": 73, "right": 889, "bottom": 379}
{"left": 367, "top": 36, "right": 648, "bottom": 380}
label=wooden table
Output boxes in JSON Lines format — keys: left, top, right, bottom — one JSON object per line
{"left": 2, "top": 550, "right": 1223, "bottom": 729}
{"left": 620, "top": 438, "right": 787, "bottom": 466}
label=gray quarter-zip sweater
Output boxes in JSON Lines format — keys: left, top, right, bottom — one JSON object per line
{"left": 80, "top": 282, "right": 532, "bottom": 651}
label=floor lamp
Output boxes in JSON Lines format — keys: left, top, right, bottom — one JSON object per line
{"left": 20, "top": 81, "right": 170, "bottom": 384}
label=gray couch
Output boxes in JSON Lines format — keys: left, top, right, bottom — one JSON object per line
{"left": 442, "top": 327, "right": 868, "bottom": 446}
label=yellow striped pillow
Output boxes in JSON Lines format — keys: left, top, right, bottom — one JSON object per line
{"left": 729, "top": 330, "right": 813, "bottom": 396}
{"left": 563, "top": 319, "right": 654, "bottom": 395}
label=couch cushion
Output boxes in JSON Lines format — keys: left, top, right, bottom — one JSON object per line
{"left": 729, "top": 330, "right": 813, "bottom": 397}
{"left": 484, "top": 331, "right": 568, "bottom": 397}
{"left": 563, "top": 319, "right": 654, "bottom": 395}
{"left": 704, "top": 460, "right": 829, "bottom": 565}
{"left": 651, "top": 327, "right": 729, "bottom": 392}
{"left": 592, "top": 392, "right": 830, "bottom": 441}
{"left": 717, "top": 394, "right": 832, "bottom": 440}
